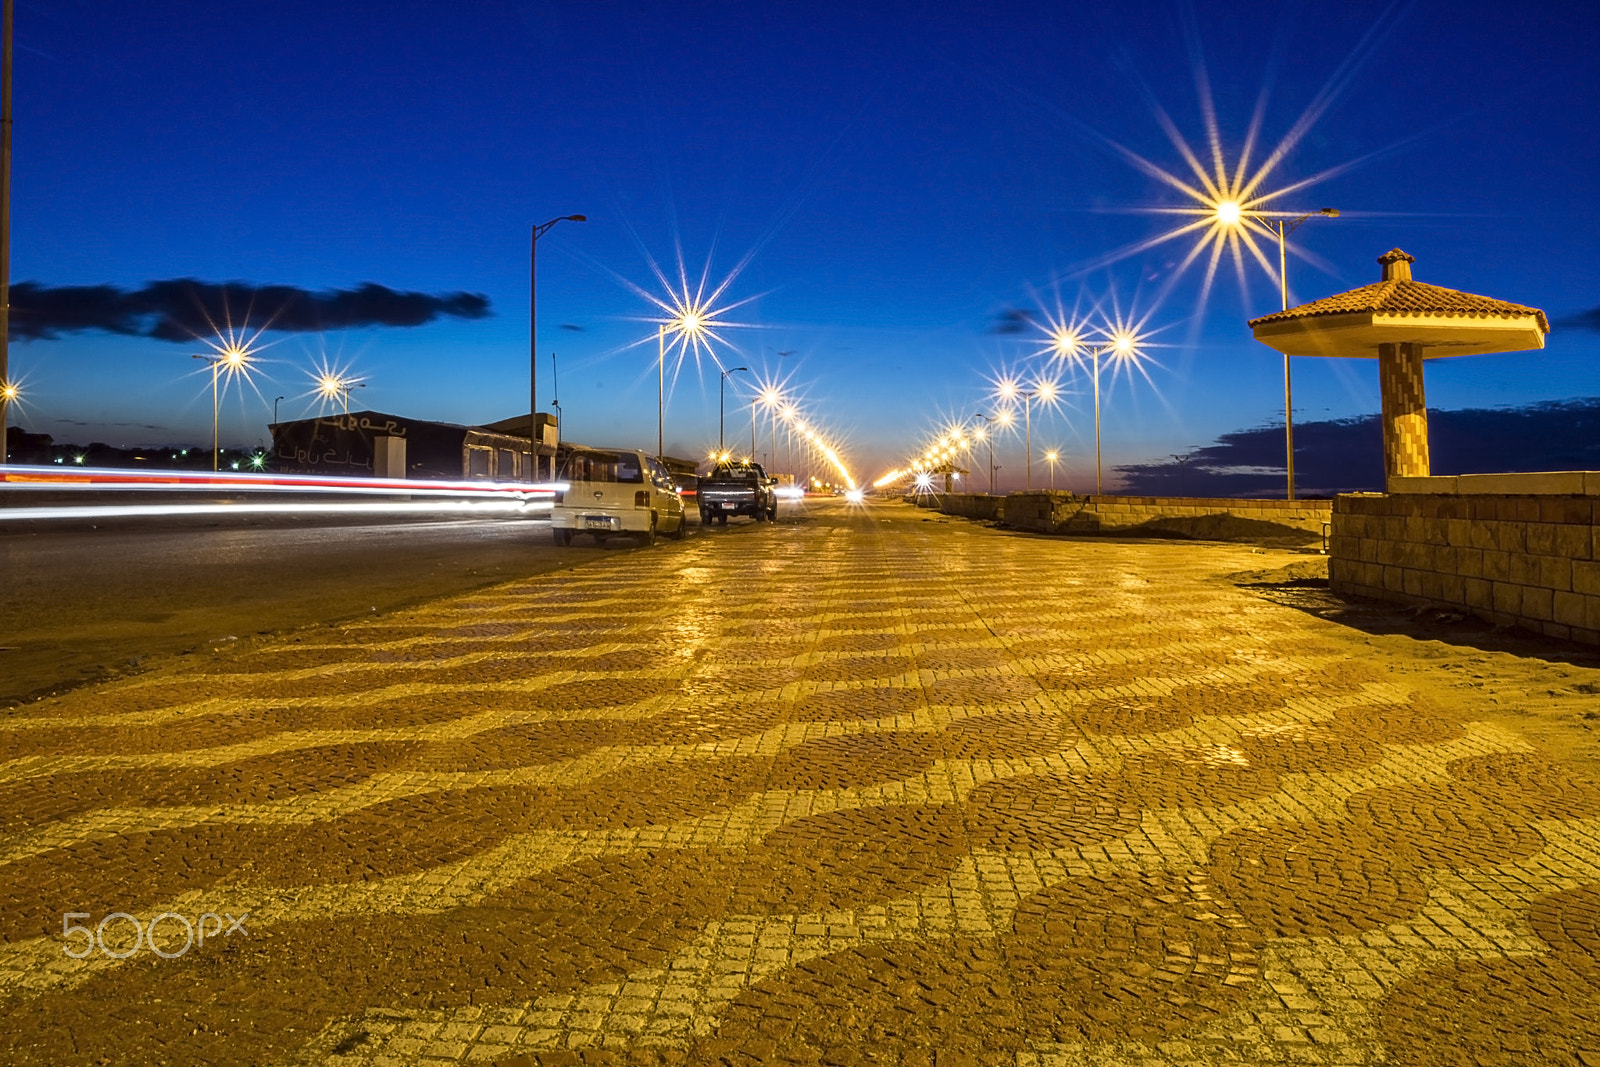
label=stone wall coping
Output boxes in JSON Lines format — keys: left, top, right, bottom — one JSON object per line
{"left": 1386, "top": 472, "right": 1600, "bottom": 495}
{"left": 998, "top": 492, "right": 1331, "bottom": 511}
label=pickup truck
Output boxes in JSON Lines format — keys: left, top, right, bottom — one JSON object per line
{"left": 697, "top": 461, "right": 778, "bottom": 525}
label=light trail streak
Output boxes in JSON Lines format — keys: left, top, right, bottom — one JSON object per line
{"left": 0, "top": 465, "right": 560, "bottom": 499}
{"left": 0, "top": 499, "right": 548, "bottom": 523}
{"left": 0, "top": 467, "right": 563, "bottom": 521}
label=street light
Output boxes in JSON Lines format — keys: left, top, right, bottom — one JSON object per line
{"left": 1264, "top": 207, "right": 1338, "bottom": 501}
{"left": 719, "top": 365, "right": 748, "bottom": 453}
{"left": 530, "top": 214, "right": 586, "bottom": 480}
{"left": 779, "top": 402, "right": 797, "bottom": 480}
{"left": 317, "top": 373, "right": 365, "bottom": 415}
{"left": 756, "top": 387, "right": 783, "bottom": 471}
{"left": 998, "top": 377, "right": 1057, "bottom": 491}
{"left": 657, "top": 308, "right": 710, "bottom": 460}
{"left": 193, "top": 346, "right": 250, "bottom": 471}
{"left": 0, "top": 0, "right": 12, "bottom": 470}
{"left": 1044, "top": 449, "right": 1059, "bottom": 490}
{"left": 1053, "top": 326, "right": 1144, "bottom": 496}
{"left": 972, "top": 413, "right": 996, "bottom": 494}
{"left": 0, "top": 381, "right": 17, "bottom": 465}
{"left": 272, "top": 395, "right": 285, "bottom": 425}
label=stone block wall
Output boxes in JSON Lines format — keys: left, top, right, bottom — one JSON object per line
{"left": 929, "top": 493, "right": 1003, "bottom": 521}
{"left": 931, "top": 492, "right": 1331, "bottom": 538}
{"left": 1330, "top": 483, "right": 1600, "bottom": 646}
{"left": 1060, "top": 495, "right": 1332, "bottom": 537}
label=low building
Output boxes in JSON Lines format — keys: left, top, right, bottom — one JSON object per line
{"left": 269, "top": 410, "right": 557, "bottom": 481}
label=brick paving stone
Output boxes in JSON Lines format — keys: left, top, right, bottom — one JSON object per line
{"left": 3, "top": 499, "right": 1600, "bottom": 1065}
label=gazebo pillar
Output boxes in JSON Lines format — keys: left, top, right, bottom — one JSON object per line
{"left": 1378, "top": 340, "right": 1429, "bottom": 484}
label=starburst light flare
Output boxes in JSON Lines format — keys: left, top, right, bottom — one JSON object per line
{"left": 1057, "top": 2, "right": 1408, "bottom": 312}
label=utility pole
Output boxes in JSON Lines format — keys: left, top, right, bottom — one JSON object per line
{"left": 0, "top": 0, "right": 14, "bottom": 465}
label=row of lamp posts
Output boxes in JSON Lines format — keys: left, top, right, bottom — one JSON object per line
{"left": 937, "top": 204, "right": 1337, "bottom": 500}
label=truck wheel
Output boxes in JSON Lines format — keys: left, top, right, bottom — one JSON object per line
{"left": 768, "top": 504, "right": 778, "bottom": 521}
{"left": 717, "top": 511, "right": 728, "bottom": 526}
{"left": 754, "top": 507, "right": 765, "bottom": 522}
{"left": 553, "top": 528, "right": 572, "bottom": 547}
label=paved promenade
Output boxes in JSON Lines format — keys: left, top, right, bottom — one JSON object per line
{"left": 3, "top": 500, "right": 1599, "bottom": 1065}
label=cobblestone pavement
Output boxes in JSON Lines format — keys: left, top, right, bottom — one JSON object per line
{"left": 3, "top": 500, "right": 1600, "bottom": 1066}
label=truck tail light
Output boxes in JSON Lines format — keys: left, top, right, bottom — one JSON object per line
{"left": 635, "top": 490, "right": 649, "bottom": 507}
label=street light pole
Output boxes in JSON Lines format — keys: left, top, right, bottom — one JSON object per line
{"left": 273, "top": 395, "right": 284, "bottom": 425}
{"left": 192, "top": 355, "right": 221, "bottom": 471}
{"left": 719, "top": 366, "right": 747, "bottom": 454}
{"left": 973, "top": 413, "right": 995, "bottom": 494}
{"left": 0, "top": 383, "right": 15, "bottom": 465}
{"left": 658, "top": 326, "right": 666, "bottom": 460}
{"left": 1269, "top": 207, "right": 1338, "bottom": 501}
{"left": 530, "top": 214, "right": 585, "bottom": 481}
{"left": 1024, "top": 393, "right": 1033, "bottom": 491}
{"left": 1093, "top": 350, "right": 1102, "bottom": 496}
{"left": 0, "top": 0, "right": 12, "bottom": 468}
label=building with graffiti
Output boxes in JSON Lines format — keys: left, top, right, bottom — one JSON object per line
{"left": 268, "top": 411, "right": 558, "bottom": 480}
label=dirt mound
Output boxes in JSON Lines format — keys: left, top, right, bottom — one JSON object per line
{"left": 1125, "top": 512, "right": 1322, "bottom": 547}
{"left": 1225, "top": 557, "right": 1330, "bottom": 585}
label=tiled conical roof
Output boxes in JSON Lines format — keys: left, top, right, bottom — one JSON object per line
{"left": 1249, "top": 249, "right": 1551, "bottom": 333}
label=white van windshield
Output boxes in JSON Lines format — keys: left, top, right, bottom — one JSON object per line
{"left": 563, "top": 452, "right": 644, "bottom": 484}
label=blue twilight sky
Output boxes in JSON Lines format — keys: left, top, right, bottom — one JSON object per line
{"left": 7, "top": 0, "right": 1598, "bottom": 489}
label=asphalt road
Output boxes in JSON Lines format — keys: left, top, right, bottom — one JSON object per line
{"left": 0, "top": 508, "right": 748, "bottom": 705}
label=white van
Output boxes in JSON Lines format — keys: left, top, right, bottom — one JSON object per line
{"left": 551, "top": 447, "right": 687, "bottom": 546}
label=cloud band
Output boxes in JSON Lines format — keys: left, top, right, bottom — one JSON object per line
{"left": 7, "top": 279, "right": 492, "bottom": 342}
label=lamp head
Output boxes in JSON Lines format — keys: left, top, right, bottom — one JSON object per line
{"left": 1319, "top": 207, "right": 1340, "bottom": 217}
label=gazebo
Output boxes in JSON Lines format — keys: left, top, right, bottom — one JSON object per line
{"left": 1249, "top": 249, "right": 1550, "bottom": 490}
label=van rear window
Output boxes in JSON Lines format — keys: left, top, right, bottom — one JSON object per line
{"left": 563, "top": 452, "right": 644, "bottom": 484}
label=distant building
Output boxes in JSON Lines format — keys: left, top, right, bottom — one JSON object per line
{"left": 269, "top": 410, "right": 558, "bottom": 480}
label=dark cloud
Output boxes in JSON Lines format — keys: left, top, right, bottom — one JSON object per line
{"left": 989, "top": 307, "right": 1039, "bottom": 335}
{"left": 1555, "top": 307, "right": 1600, "bottom": 332}
{"left": 1115, "top": 398, "right": 1600, "bottom": 497}
{"left": 54, "top": 418, "right": 171, "bottom": 431}
{"left": 8, "top": 279, "right": 492, "bottom": 342}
